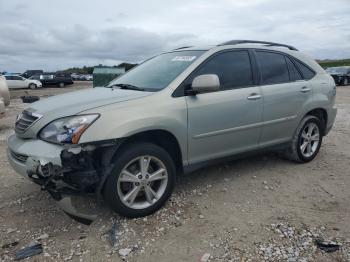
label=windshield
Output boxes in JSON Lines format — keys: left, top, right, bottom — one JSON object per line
{"left": 107, "top": 50, "right": 205, "bottom": 91}
{"left": 326, "top": 67, "right": 348, "bottom": 74}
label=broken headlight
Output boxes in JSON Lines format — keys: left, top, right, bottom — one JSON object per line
{"left": 39, "top": 114, "right": 99, "bottom": 144}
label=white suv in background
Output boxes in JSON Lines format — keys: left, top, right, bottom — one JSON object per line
{"left": 4, "top": 75, "right": 42, "bottom": 89}
{"left": 0, "top": 75, "right": 10, "bottom": 117}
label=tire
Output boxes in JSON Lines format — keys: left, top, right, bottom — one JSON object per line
{"left": 103, "top": 142, "right": 176, "bottom": 218}
{"left": 58, "top": 82, "right": 65, "bottom": 88}
{"left": 29, "top": 83, "right": 37, "bottom": 89}
{"left": 285, "top": 115, "right": 323, "bottom": 163}
{"left": 342, "top": 77, "right": 349, "bottom": 86}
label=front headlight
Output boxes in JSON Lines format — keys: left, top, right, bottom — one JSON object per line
{"left": 39, "top": 114, "right": 99, "bottom": 144}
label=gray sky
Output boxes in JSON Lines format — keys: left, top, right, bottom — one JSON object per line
{"left": 1, "top": 0, "right": 349, "bottom": 72}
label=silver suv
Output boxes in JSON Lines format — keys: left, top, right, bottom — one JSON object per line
{"left": 7, "top": 40, "right": 337, "bottom": 220}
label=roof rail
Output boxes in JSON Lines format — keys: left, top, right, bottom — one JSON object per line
{"left": 218, "top": 40, "right": 298, "bottom": 51}
{"left": 173, "top": 46, "right": 193, "bottom": 50}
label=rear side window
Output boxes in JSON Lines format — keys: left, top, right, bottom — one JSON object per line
{"left": 286, "top": 57, "right": 303, "bottom": 81}
{"left": 256, "top": 51, "right": 289, "bottom": 84}
{"left": 293, "top": 59, "right": 315, "bottom": 80}
{"left": 194, "top": 50, "right": 253, "bottom": 90}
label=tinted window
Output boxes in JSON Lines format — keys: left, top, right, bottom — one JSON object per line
{"left": 293, "top": 59, "right": 315, "bottom": 80}
{"left": 256, "top": 51, "right": 289, "bottom": 84}
{"left": 4, "top": 76, "right": 11, "bottom": 80}
{"left": 193, "top": 51, "right": 253, "bottom": 90}
{"left": 12, "top": 76, "right": 22, "bottom": 80}
{"left": 286, "top": 56, "right": 303, "bottom": 81}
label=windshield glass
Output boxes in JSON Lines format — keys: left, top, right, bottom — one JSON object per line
{"left": 326, "top": 67, "right": 348, "bottom": 74}
{"left": 107, "top": 50, "right": 205, "bottom": 91}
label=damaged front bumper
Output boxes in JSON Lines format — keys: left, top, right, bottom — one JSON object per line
{"left": 7, "top": 134, "right": 119, "bottom": 224}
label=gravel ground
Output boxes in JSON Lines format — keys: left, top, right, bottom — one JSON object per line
{"left": 0, "top": 83, "right": 349, "bottom": 262}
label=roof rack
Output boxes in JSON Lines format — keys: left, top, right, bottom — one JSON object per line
{"left": 218, "top": 40, "right": 298, "bottom": 51}
{"left": 173, "top": 46, "right": 193, "bottom": 50}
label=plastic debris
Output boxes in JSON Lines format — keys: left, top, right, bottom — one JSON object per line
{"left": 21, "top": 95, "right": 40, "bottom": 103}
{"left": 15, "top": 243, "right": 43, "bottom": 260}
{"left": 314, "top": 238, "right": 340, "bottom": 253}
{"left": 108, "top": 221, "right": 118, "bottom": 247}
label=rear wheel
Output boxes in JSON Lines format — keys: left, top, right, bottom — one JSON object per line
{"left": 29, "top": 83, "right": 37, "bottom": 89}
{"left": 103, "top": 142, "right": 176, "bottom": 218}
{"left": 58, "top": 82, "right": 65, "bottom": 88}
{"left": 285, "top": 115, "right": 323, "bottom": 163}
{"left": 342, "top": 77, "right": 349, "bottom": 86}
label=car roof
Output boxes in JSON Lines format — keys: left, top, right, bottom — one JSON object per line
{"left": 171, "top": 40, "right": 324, "bottom": 74}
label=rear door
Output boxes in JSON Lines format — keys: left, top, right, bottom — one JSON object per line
{"left": 4, "top": 76, "right": 15, "bottom": 88}
{"left": 186, "top": 50, "right": 263, "bottom": 164}
{"left": 255, "top": 50, "right": 314, "bottom": 147}
{"left": 12, "top": 75, "right": 26, "bottom": 88}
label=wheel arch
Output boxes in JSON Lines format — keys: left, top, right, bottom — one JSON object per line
{"left": 305, "top": 108, "right": 328, "bottom": 135}
{"left": 109, "top": 129, "right": 184, "bottom": 174}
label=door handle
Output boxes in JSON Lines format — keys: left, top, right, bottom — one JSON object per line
{"left": 300, "top": 86, "right": 311, "bottom": 93}
{"left": 247, "top": 93, "right": 261, "bottom": 100}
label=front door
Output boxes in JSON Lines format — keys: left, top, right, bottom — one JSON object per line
{"left": 185, "top": 50, "right": 263, "bottom": 164}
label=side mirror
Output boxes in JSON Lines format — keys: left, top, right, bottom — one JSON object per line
{"left": 190, "top": 74, "right": 220, "bottom": 94}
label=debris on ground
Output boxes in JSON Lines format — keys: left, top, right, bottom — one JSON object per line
{"left": 20, "top": 95, "right": 40, "bottom": 103}
{"left": 200, "top": 252, "right": 211, "bottom": 262}
{"left": 37, "top": 233, "right": 49, "bottom": 240}
{"left": 108, "top": 221, "right": 118, "bottom": 247}
{"left": 2, "top": 240, "right": 19, "bottom": 249}
{"left": 15, "top": 243, "right": 43, "bottom": 261}
{"left": 118, "top": 247, "right": 132, "bottom": 257}
{"left": 314, "top": 238, "right": 341, "bottom": 253}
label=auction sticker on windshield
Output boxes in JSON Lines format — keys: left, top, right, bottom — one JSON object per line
{"left": 171, "top": 56, "right": 197, "bottom": 62}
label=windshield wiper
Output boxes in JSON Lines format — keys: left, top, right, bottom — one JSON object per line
{"left": 109, "top": 83, "right": 146, "bottom": 91}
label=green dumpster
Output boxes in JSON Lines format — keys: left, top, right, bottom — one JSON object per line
{"left": 92, "top": 66, "right": 125, "bottom": 87}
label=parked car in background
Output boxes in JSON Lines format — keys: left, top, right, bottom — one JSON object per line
{"left": 0, "top": 75, "right": 10, "bottom": 117}
{"left": 326, "top": 66, "right": 350, "bottom": 86}
{"left": 30, "top": 72, "right": 73, "bottom": 87}
{"left": 85, "top": 74, "right": 93, "bottom": 81}
{"left": 7, "top": 40, "right": 337, "bottom": 220}
{"left": 21, "top": 70, "right": 44, "bottom": 79}
{"left": 4, "top": 75, "right": 42, "bottom": 89}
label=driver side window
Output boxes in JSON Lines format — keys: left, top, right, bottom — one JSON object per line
{"left": 189, "top": 50, "right": 254, "bottom": 91}
{"left": 13, "top": 76, "right": 22, "bottom": 80}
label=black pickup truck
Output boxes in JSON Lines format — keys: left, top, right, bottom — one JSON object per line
{"left": 29, "top": 72, "right": 73, "bottom": 87}
{"left": 326, "top": 66, "right": 350, "bottom": 86}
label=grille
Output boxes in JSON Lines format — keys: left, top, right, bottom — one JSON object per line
{"left": 15, "top": 110, "right": 41, "bottom": 134}
{"left": 10, "top": 150, "right": 28, "bottom": 163}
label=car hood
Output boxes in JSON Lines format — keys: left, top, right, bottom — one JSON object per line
{"left": 28, "top": 87, "right": 153, "bottom": 116}
{"left": 18, "top": 87, "right": 154, "bottom": 138}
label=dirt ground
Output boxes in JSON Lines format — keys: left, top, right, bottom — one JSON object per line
{"left": 0, "top": 83, "right": 350, "bottom": 262}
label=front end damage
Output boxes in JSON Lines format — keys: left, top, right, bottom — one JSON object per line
{"left": 8, "top": 135, "right": 121, "bottom": 224}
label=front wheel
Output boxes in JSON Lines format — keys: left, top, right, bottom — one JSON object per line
{"left": 29, "top": 83, "right": 37, "bottom": 89}
{"left": 58, "top": 82, "right": 65, "bottom": 88}
{"left": 103, "top": 143, "right": 176, "bottom": 218}
{"left": 285, "top": 115, "right": 323, "bottom": 163}
{"left": 342, "top": 77, "right": 349, "bottom": 86}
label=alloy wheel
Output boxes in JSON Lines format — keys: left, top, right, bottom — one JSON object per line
{"left": 300, "top": 122, "right": 320, "bottom": 158}
{"left": 117, "top": 155, "right": 168, "bottom": 209}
